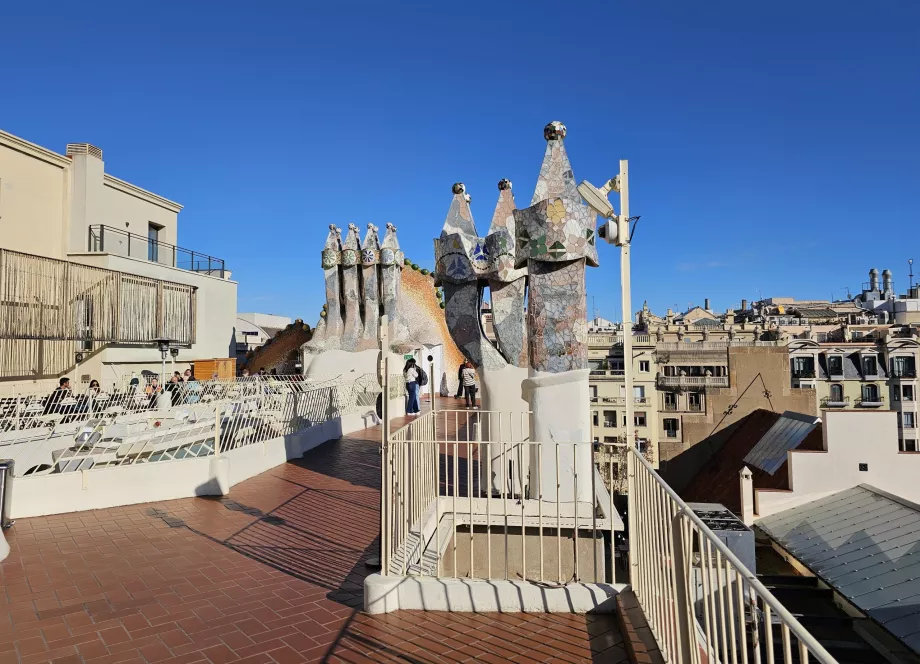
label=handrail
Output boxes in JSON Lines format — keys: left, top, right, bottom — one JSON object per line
{"left": 628, "top": 448, "right": 837, "bottom": 663}
{"left": 88, "top": 225, "right": 226, "bottom": 277}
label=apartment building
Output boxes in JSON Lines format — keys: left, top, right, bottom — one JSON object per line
{"left": 0, "top": 129, "right": 237, "bottom": 386}
{"left": 788, "top": 330, "right": 920, "bottom": 451}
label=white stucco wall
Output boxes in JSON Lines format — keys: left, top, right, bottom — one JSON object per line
{"left": 0, "top": 135, "right": 69, "bottom": 259}
{"left": 755, "top": 410, "right": 920, "bottom": 517}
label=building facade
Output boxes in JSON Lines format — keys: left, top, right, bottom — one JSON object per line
{"left": 0, "top": 129, "right": 237, "bottom": 386}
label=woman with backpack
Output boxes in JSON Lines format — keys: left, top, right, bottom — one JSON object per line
{"left": 403, "top": 357, "right": 423, "bottom": 416}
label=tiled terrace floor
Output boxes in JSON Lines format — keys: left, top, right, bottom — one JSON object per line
{"left": 1, "top": 400, "right": 627, "bottom": 664}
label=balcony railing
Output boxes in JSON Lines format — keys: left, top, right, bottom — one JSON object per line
{"left": 589, "top": 369, "right": 625, "bottom": 379}
{"left": 891, "top": 369, "right": 918, "bottom": 379}
{"left": 627, "top": 448, "right": 837, "bottom": 664}
{"left": 656, "top": 340, "right": 779, "bottom": 351}
{"left": 88, "top": 225, "right": 227, "bottom": 278}
{"left": 791, "top": 369, "right": 816, "bottom": 379}
{"left": 859, "top": 395, "right": 885, "bottom": 407}
{"left": 596, "top": 396, "right": 649, "bottom": 405}
{"left": 821, "top": 396, "right": 850, "bottom": 408}
{"left": 657, "top": 375, "right": 729, "bottom": 388}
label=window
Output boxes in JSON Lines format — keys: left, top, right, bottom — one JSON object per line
{"left": 603, "top": 436, "right": 616, "bottom": 443}
{"left": 901, "top": 439, "right": 918, "bottom": 452}
{"left": 148, "top": 223, "right": 162, "bottom": 262}
{"left": 688, "top": 392, "right": 702, "bottom": 411}
{"left": 829, "top": 384, "right": 843, "bottom": 403}
{"left": 792, "top": 356, "right": 815, "bottom": 377}
{"left": 603, "top": 410, "right": 616, "bottom": 427}
{"left": 634, "top": 412, "right": 647, "bottom": 427}
{"left": 664, "top": 392, "right": 677, "bottom": 410}
{"left": 608, "top": 358, "right": 624, "bottom": 373}
{"left": 634, "top": 385, "right": 645, "bottom": 400}
{"left": 862, "top": 355, "right": 878, "bottom": 376}
{"left": 862, "top": 384, "right": 880, "bottom": 403}
{"left": 892, "top": 356, "right": 917, "bottom": 378}
{"left": 827, "top": 355, "right": 843, "bottom": 376}
{"left": 664, "top": 418, "right": 679, "bottom": 438}
{"left": 639, "top": 360, "right": 650, "bottom": 373}
{"left": 858, "top": 463, "right": 868, "bottom": 471}
{"left": 590, "top": 385, "right": 598, "bottom": 400}
{"left": 593, "top": 437, "right": 599, "bottom": 445}
{"left": 592, "top": 411, "right": 598, "bottom": 427}
{"left": 905, "top": 385, "right": 915, "bottom": 402}
{"left": 904, "top": 412, "right": 915, "bottom": 428}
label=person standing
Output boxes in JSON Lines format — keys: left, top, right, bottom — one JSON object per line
{"left": 461, "top": 361, "right": 478, "bottom": 409}
{"left": 404, "top": 358, "right": 421, "bottom": 416}
{"left": 455, "top": 364, "right": 465, "bottom": 399}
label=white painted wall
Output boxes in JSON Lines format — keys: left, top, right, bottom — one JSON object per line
{"left": 0, "top": 133, "right": 69, "bottom": 259}
{"left": 755, "top": 410, "right": 920, "bottom": 518}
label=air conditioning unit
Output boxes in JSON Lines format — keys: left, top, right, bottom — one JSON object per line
{"left": 687, "top": 503, "right": 755, "bottom": 574}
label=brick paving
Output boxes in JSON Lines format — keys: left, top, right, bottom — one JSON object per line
{"left": 0, "top": 400, "right": 627, "bottom": 664}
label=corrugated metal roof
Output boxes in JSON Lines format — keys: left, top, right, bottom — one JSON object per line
{"left": 758, "top": 485, "right": 920, "bottom": 654}
{"left": 742, "top": 411, "right": 820, "bottom": 475}
{"left": 795, "top": 307, "right": 840, "bottom": 318}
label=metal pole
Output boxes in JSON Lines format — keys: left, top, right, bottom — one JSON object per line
{"left": 214, "top": 402, "right": 221, "bottom": 457}
{"left": 620, "top": 160, "right": 635, "bottom": 457}
{"left": 430, "top": 359, "right": 436, "bottom": 413}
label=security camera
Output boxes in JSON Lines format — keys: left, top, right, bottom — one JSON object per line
{"left": 577, "top": 180, "right": 614, "bottom": 219}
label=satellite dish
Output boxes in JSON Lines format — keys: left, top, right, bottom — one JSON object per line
{"left": 577, "top": 180, "right": 614, "bottom": 218}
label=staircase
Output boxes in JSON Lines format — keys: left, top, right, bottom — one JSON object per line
{"left": 240, "top": 320, "right": 313, "bottom": 374}
{"left": 754, "top": 575, "right": 889, "bottom": 664}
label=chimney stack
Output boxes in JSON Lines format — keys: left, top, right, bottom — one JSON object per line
{"left": 869, "top": 268, "right": 879, "bottom": 292}
{"left": 741, "top": 299, "right": 748, "bottom": 311}
{"left": 704, "top": 298, "right": 711, "bottom": 311}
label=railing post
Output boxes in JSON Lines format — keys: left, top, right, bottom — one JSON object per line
{"left": 127, "top": 232, "right": 131, "bottom": 258}
{"left": 214, "top": 402, "right": 221, "bottom": 457}
{"left": 670, "top": 510, "right": 694, "bottom": 664}
{"left": 100, "top": 225, "right": 105, "bottom": 252}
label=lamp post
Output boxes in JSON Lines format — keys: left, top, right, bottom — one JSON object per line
{"left": 578, "top": 160, "right": 635, "bottom": 454}
{"left": 153, "top": 338, "right": 174, "bottom": 383}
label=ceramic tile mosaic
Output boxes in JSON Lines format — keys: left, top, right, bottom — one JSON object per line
{"left": 340, "top": 223, "right": 363, "bottom": 350}
{"left": 359, "top": 223, "right": 381, "bottom": 350}
{"left": 434, "top": 121, "right": 597, "bottom": 376}
{"left": 380, "top": 222, "right": 410, "bottom": 343}
{"left": 311, "top": 225, "right": 344, "bottom": 350}
{"left": 435, "top": 181, "right": 529, "bottom": 372}
{"left": 528, "top": 259, "right": 588, "bottom": 372}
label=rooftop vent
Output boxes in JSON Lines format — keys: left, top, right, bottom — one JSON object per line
{"left": 65, "top": 143, "right": 103, "bottom": 160}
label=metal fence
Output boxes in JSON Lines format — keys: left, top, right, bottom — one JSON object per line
{"left": 2, "top": 374, "right": 380, "bottom": 477}
{"left": 88, "top": 225, "right": 227, "bottom": 278}
{"left": 627, "top": 447, "right": 837, "bottom": 664}
{"left": 382, "top": 409, "right": 622, "bottom": 584}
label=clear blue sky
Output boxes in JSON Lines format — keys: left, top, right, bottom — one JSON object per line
{"left": 2, "top": 1, "right": 918, "bottom": 323}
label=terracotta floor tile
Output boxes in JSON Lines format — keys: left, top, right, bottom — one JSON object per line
{"left": 1, "top": 409, "right": 627, "bottom": 664}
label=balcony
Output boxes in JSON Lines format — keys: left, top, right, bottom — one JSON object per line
{"left": 858, "top": 395, "right": 885, "bottom": 407}
{"left": 821, "top": 396, "right": 850, "bottom": 408}
{"left": 891, "top": 369, "right": 918, "bottom": 379}
{"left": 791, "top": 369, "right": 816, "bottom": 379}
{"left": 603, "top": 420, "right": 616, "bottom": 428}
{"left": 598, "top": 395, "right": 650, "bottom": 405}
{"left": 657, "top": 375, "right": 729, "bottom": 388}
{"left": 88, "top": 224, "right": 227, "bottom": 278}
{"left": 589, "top": 369, "right": 625, "bottom": 380}
{"left": 689, "top": 402, "right": 703, "bottom": 412}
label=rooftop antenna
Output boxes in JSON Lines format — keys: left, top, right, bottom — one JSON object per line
{"left": 910, "top": 259, "right": 914, "bottom": 292}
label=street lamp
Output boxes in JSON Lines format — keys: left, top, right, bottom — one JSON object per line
{"left": 578, "top": 161, "right": 636, "bottom": 454}
{"left": 153, "top": 337, "right": 175, "bottom": 382}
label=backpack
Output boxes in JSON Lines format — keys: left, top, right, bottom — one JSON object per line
{"left": 417, "top": 366, "right": 429, "bottom": 387}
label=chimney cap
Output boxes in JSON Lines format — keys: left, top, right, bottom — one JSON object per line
{"left": 66, "top": 143, "right": 103, "bottom": 160}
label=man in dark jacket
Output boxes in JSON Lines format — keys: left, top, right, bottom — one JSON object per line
{"left": 44, "top": 377, "right": 72, "bottom": 415}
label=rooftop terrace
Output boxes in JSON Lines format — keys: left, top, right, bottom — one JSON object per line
{"left": 0, "top": 405, "right": 628, "bottom": 664}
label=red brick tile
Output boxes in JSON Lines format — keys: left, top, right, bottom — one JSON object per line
{"left": 138, "top": 641, "right": 172, "bottom": 663}
{"left": 202, "top": 644, "right": 239, "bottom": 664}
{"left": 17, "top": 636, "right": 49, "bottom": 657}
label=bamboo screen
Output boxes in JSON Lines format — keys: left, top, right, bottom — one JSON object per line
{"left": 0, "top": 249, "right": 196, "bottom": 378}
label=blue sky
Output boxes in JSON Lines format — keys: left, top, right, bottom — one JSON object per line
{"left": 2, "top": 1, "right": 918, "bottom": 323}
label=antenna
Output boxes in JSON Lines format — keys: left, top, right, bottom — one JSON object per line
{"left": 909, "top": 259, "right": 914, "bottom": 292}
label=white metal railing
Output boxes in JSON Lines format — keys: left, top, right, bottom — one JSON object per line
{"left": 3, "top": 374, "right": 379, "bottom": 476}
{"left": 382, "top": 409, "right": 623, "bottom": 584}
{"left": 657, "top": 375, "right": 729, "bottom": 388}
{"left": 596, "top": 396, "right": 650, "bottom": 405}
{"left": 627, "top": 448, "right": 837, "bottom": 664}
